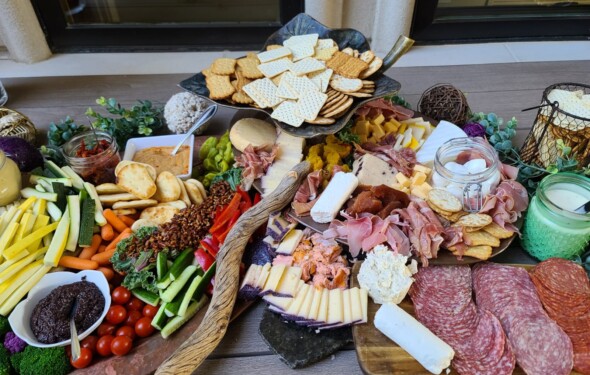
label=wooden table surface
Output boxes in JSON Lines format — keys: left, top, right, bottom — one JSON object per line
{"left": 2, "top": 60, "right": 589, "bottom": 374}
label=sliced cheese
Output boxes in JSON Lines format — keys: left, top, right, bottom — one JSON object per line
{"left": 274, "top": 266, "right": 302, "bottom": 297}
{"left": 240, "top": 264, "right": 261, "bottom": 289}
{"left": 327, "top": 288, "right": 343, "bottom": 325}
{"left": 229, "top": 118, "right": 277, "bottom": 153}
{"left": 263, "top": 294, "right": 294, "bottom": 311}
{"left": 284, "top": 283, "right": 310, "bottom": 318}
{"left": 296, "top": 283, "right": 316, "bottom": 320}
{"left": 261, "top": 264, "right": 286, "bottom": 295}
{"left": 310, "top": 172, "right": 359, "bottom": 223}
{"left": 374, "top": 303, "right": 455, "bottom": 375}
{"left": 308, "top": 287, "right": 323, "bottom": 321}
{"left": 360, "top": 288, "right": 368, "bottom": 323}
{"left": 276, "top": 229, "right": 304, "bottom": 255}
{"left": 255, "top": 263, "right": 272, "bottom": 289}
{"left": 316, "top": 288, "right": 330, "bottom": 324}
{"left": 350, "top": 287, "right": 363, "bottom": 323}
{"left": 342, "top": 289, "right": 352, "bottom": 325}
{"left": 416, "top": 120, "right": 467, "bottom": 167}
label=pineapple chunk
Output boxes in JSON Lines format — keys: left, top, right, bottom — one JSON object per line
{"left": 411, "top": 171, "right": 427, "bottom": 185}
{"left": 372, "top": 114, "right": 385, "bottom": 126}
{"left": 398, "top": 123, "right": 407, "bottom": 135}
{"left": 395, "top": 172, "right": 411, "bottom": 188}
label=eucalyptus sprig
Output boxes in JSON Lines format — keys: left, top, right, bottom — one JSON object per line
{"left": 48, "top": 116, "right": 88, "bottom": 147}
{"left": 470, "top": 112, "right": 517, "bottom": 160}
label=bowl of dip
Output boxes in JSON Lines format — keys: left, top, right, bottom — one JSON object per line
{"left": 8, "top": 270, "right": 111, "bottom": 348}
{"left": 122, "top": 134, "right": 194, "bottom": 179}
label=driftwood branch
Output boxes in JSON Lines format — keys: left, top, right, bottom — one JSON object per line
{"left": 156, "top": 161, "right": 310, "bottom": 375}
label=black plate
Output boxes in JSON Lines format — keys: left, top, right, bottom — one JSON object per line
{"left": 179, "top": 13, "right": 402, "bottom": 139}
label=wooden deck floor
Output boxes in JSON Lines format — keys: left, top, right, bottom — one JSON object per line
{"left": 2, "top": 60, "right": 589, "bottom": 374}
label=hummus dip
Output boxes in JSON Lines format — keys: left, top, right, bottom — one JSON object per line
{"left": 133, "top": 145, "right": 190, "bottom": 176}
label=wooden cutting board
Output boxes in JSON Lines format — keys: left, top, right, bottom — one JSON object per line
{"left": 350, "top": 262, "right": 580, "bottom": 375}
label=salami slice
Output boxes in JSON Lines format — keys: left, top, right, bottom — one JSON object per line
{"left": 453, "top": 337, "right": 515, "bottom": 375}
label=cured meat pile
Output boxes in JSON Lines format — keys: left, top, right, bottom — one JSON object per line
{"left": 473, "top": 262, "right": 573, "bottom": 375}
{"left": 531, "top": 258, "right": 590, "bottom": 374}
{"left": 479, "top": 180, "right": 529, "bottom": 233}
{"left": 409, "top": 266, "right": 516, "bottom": 375}
{"left": 234, "top": 144, "right": 278, "bottom": 190}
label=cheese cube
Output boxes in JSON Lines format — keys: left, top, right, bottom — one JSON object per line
{"left": 395, "top": 172, "right": 411, "bottom": 188}
{"left": 411, "top": 183, "right": 432, "bottom": 200}
{"left": 410, "top": 125, "right": 426, "bottom": 140}
{"left": 414, "top": 164, "right": 432, "bottom": 175}
{"left": 372, "top": 113, "right": 385, "bottom": 126}
{"left": 411, "top": 171, "right": 427, "bottom": 186}
{"left": 354, "top": 120, "right": 370, "bottom": 135}
{"left": 383, "top": 120, "right": 399, "bottom": 134}
{"left": 371, "top": 123, "right": 385, "bottom": 140}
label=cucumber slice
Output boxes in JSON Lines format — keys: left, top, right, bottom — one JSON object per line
{"left": 52, "top": 182, "right": 67, "bottom": 212}
{"left": 78, "top": 197, "right": 95, "bottom": 247}
{"left": 156, "top": 252, "right": 168, "bottom": 281}
{"left": 151, "top": 302, "right": 168, "bottom": 331}
{"left": 83, "top": 182, "right": 107, "bottom": 226}
{"left": 160, "top": 265, "right": 198, "bottom": 303}
{"left": 20, "top": 187, "right": 57, "bottom": 202}
{"left": 61, "top": 166, "right": 85, "bottom": 191}
{"left": 132, "top": 288, "right": 160, "bottom": 306}
{"left": 44, "top": 160, "right": 68, "bottom": 178}
{"left": 169, "top": 248, "right": 194, "bottom": 281}
{"left": 178, "top": 275, "right": 204, "bottom": 317}
{"left": 161, "top": 295, "right": 209, "bottom": 339}
{"left": 46, "top": 203, "right": 63, "bottom": 222}
{"left": 194, "top": 261, "right": 216, "bottom": 302}
{"left": 156, "top": 274, "right": 172, "bottom": 290}
{"left": 29, "top": 175, "right": 72, "bottom": 187}
{"left": 65, "top": 195, "right": 81, "bottom": 251}
{"left": 163, "top": 274, "right": 198, "bottom": 316}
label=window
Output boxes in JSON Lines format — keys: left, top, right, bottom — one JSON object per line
{"left": 411, "top": 0, "right": 590, "bottom": 43}
{"left": 32, "top": 0, "right": 304, "bottom": 52}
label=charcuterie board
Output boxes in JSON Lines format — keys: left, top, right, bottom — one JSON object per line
{"left": 350, "top": 262, "right": 580, "bottom": 375}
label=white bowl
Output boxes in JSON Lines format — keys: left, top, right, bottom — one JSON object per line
{"left": 8, "top": 270, "right": 111, "bottom": 348}
{"left": 122, "top": 134, "right": 195, "bottom": 180}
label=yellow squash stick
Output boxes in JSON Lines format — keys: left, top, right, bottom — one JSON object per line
{"left": 27, "top": 215, "right": 50, "bottom": 252}
{"left": 15, "top": 212, "right": 36, "bottom": 242}
{"left": 0, "top": 247, "right": 48, "bottom": 285}
{"left": 2, "top": 221, "right": 59, "bottom": 260}
{"left": 0, "top": 263, "right": 51, "bottom": 316}
{"left": 0, "top": 259, "right": 43, "bottom": 306}
{"left": 43, "top": 211, "right": 70, "bottom": 267}
{"left": 0, "top": 222, "right": 19, "bottom": 259}
{"left": 18, "top": 196, "right": 37, "bottom": 212}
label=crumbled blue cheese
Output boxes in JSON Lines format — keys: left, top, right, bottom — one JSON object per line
{"left": 358, "top": 245, "right": 417, "bottom": 305}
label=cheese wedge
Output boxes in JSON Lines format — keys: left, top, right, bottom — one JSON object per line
{"left": 284, "top": 283, "right": 310, "bottom": 319}
{"left": 276, "top": 229, "right": 304, "bottom": 255}
{"left": 307, "top": 287, "right": 323, "bottom": 321}
{"left": 311, "top": 172, "right": 359, "bottom": 223}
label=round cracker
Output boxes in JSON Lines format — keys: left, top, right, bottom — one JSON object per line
{"left": 306, "top": 117, "right": 335, "bottom": 125}
{"left": 112, "top": 199, "right": 158, "bottom": 210}
{"left": 322, "top": 97, "right": 353, "bottom": 118}
{"left": 186, "top": 179, "right": 207, "bottom": 199}
{"left": 455, "top": 213, "right": 493, "bottom": 228}
{"left": 184, "top": 181, "right": 204, "bottom": 205}
{"left": 155, "top": 171, "right": 181, "bottom": 202}
{"left": 116, "top": 163, "right": 157, "bottom": 200}
{"left": 139, "top": 205, "right": 180, "bottom": 225}
{"left": 176, "top": 177, "right": 192, "bottom": 206}
{"left": 428, "top": 189, "right": 463, "bottom": 213}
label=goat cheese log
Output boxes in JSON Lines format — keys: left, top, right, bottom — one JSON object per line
{"left": 311, "top": 172, "right": 359, "bottom": 223}
{"left": 374, "top": 303, "right": 454, "bottom": 374}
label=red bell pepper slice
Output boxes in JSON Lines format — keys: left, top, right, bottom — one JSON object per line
{"left": 253, "top": 193, "right": 262, "bottom": 205}
{"left": 194, "top": 247, "right": 215, "bottom": 271}
{"left": 215, "top": 209, "right": 241, "bottom": 243}
{"left": 210, "top": 192, "right": 241, "bottom": 233}
{"left": 237, "top": 187, "right": 252, "bottom": 207}
{"left": 200, "top": 235, "right": 220, "bottom": 258}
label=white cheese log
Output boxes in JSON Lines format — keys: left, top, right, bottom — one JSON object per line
{"left": 310, "top": 172, "right": 359, "bottom": 223}
{"left": 374, "top": 303, "right": 454, "bottom": 375}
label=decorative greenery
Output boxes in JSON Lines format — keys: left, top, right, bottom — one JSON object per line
{"left": 48, "top": 116, "right": 88, "bottom": 147}
{"left": 86, "top": 97, "right": 164, "bottom": 148}
{"left": 38, "top": 145, "right": 66, "bottom": 166}
{"left": 385, "top": 94, "right": 412, "bottom": 110}
{"left": 335, "top": 119, "right": 360, "bottom": 145}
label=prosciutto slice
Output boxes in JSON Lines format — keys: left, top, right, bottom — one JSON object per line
{"left": 355, "top": 143, "right": 417, "bottom": 177}
{"left": 291, "top": 170, "right": 325, "bottom": 217}
{"left": 355, "top": 98, "right": 415, "bottom": 121}
{"left": 235, "top": 144, "right": 278, "bottom": 190}
{"left": 480, "top": 180, "right": 528, "bottom": 232}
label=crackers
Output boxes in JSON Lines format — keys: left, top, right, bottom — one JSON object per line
{"left": 428, "top": 189, "right": 463, "bottom": 213}
{"left": 211, "top": 58, "right": 236, "bottom": 75}
{"left": 116, "top": 163, "right": 157, "bottom": 200}
{"left": 206, "top": 74, "right": 236, "bottom": 100}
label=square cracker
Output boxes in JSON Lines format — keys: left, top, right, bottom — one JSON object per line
{"left": 314, "top": 46, "right": 338, "bottom": 61}
{"left": 482, "top": 222, "right": 514, "bottom": 239}
{"left": 284, "top": 74, "right": 318, "bottom": 96}
{"left": 309, "top": 68, "right": 333, "bottom": 92}
{"left": 206, "top": 74, "right": 236, "bottom": 99}
{"left": 290, "top": 57, "right": 325, "bottom": 76}
{"left": 237, "top": 58, "right": 263, "bottom": 79}
{"left": 336, "top": 58, "right": 369, "bottom": 79}
{"left": 326, "top": 51, "right": 352, "bottom": 71}
{"left": 317, "top": 38, "right": 336, "bottom": 49}
{"left": 258, "top": 57, "right": 293, "bottom": 78}
{"left": 211, "top": 58, "right": 236, "bottom": 75}
{"left": 295, "top": 89, "right": 327, "bottom": 121}
{"left": 257, "top": 46, "right": 292, "bottom": 63}
{"left": 289, "top": 43, "right": 315, "bottom": 61}
{"left": 277, "top": 79, "right": 299, "bottom": 100}
{"left": 464, "top": 230, "right": 501, "bottom": 247}
{"left": 242, "top": 78, "right": 283, "bottom": 108}
{"left": 283, "top": 33, "right": 319, "bottom": 48}
{"left": 271, "top": 100, "right": 304, "bottom": 127}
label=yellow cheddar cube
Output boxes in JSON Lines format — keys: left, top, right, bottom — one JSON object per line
{"left": 372, "top": 114, "right": 385, "bottom": 126}
{"left": 371, "top": 123, "right": 386, "bottom": 140}
{"left": 411, "top": 183, "right": 432, "bottom": 200}
{"left": 408, "top": 137, "right": 420, "bottom": 150}
{"left": 395, "top": 172, "right": 411, "bottom": 188}
{"left": 383, "top": 121, "right": 398, "bottom": 134}
{"left": 411, "top": 172, "right": 427, "bottom": 185}
{"left": 355, "top": 120, "right": 370, "bottom": 135}
{"left": 398, "top": 123, "right": 407, "bottom": 135}
{"left": 359, "top": 134, "right": 368, "bottom": 144}
{"left": 414, "top": 164, "right": 432, "bottom": 175}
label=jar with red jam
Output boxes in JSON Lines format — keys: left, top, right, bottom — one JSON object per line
{"left": 62, "top": 130, "right": 120, "bottom": 185}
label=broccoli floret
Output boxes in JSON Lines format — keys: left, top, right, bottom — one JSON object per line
{"left": 0, "top": 345, "right": 11, "bottom": 375}
{"left": 0, "top": 316, "right": 10, "bottom": 338}
{"left": 10, "top": 346, "right": 70, "bottom": 375}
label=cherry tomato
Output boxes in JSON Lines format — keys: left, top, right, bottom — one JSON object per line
{"left": 97, "top": 323, "right": 116, "bottom": 337}
{"left": 107, "top": 305, "right": 128, "bottom": 325}
{"left": 142, "top": 304, "right": 159, "bottom": 318}
{"left": 111, "top": 286, "right": 131, "bottom": 305}
{"left": 111, "top": 335, "right": 133, "bottom": 356}
{"left": 116, "top": 325, "right": 136, "bottom": 340}
{"left": 125, "top": 310, "right": 142, "bottom": 327}
{"left": 96, "top": 335, "right": 114, "bottom": 357}
{"left": 134, "top": 317, "right": 155, "bottom": 338}
{"left": 126, "top": 297, "right": 144, "bottom": 311}
{"left": 70, "top": 347, "right": 93, "bottom": 369}
{"left": 81, "top": 335, "right": 98, "bottom": 352}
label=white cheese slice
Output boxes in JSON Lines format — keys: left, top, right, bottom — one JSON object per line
{"left": 285, "top": 283, "right": 310, "bottom": 318}
{"left": 307, "top": 287, "right": 323, "bottom": 321}
{"left": 276, "top": 230, "right": 304, "bottom": 255}
{"left": 416, "top": 120, "right": 467, "bottom": 167}
{"left": 263, "top": 294, "right": 294, "bottom": 311}
{"left": 342, "top": 289, "right": 352, "bottom": 325}
{"left": 274, "top": 266, "right": 302, "bottom": 297}
{"left": 240, "top": 264, "right": 261, "bottom": 289}
{"left": 327, "top": 288, "right": 344, "bottom": 325}
{"left": 261, "top": 264, "right": 286, "bottom": 295}
{"left": 255, "top": 263, "right": 272, "bottom": 289}
{"left": 360, "top": 288, "right": 368, "bottom": 323}
{"left": 316, "top": 288, "right": 330, "bottom": 323}
{"left": 297, "top": 284, "right": 316, "bottom": 319}
{"left": 349, "top": 287, "right": 363, "bottom": 323}
{"left": 311, "top": 172, "right": 359, "bottom": 223}
{"left": 374, "top": 303, "right": 455, "bottom": 375}
{"left": 352, "top": 153, "right": 396, "bottom": 187}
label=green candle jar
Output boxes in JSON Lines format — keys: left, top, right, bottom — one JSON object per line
{"left": 521, "top": 173, "right": 590, "bottom": 260}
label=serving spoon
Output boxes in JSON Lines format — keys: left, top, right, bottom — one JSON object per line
{"left": 69, "top": 297, "right": 81, "bottom": 362}
{"left": 574, "top": 201, "right": 590, "bottom": 214}
{"left": 170, "top": 104, "right": 218, "bottom": 156}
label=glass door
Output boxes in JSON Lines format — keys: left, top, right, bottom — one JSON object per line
{"left": 32, "top": 0, "right": 303, "bottom": 52}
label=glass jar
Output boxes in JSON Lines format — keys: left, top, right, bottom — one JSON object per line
{"left": 62, "top": 130, "right": 120, "bottom": 185}
{"left": 521, "top": 173, "right": 590, "bottom": 260}
{"left": 432, "top": 137, "right": 501, "bottom": 212}
{"left": 0, "top": 150, "right": 21, "bottom": 206}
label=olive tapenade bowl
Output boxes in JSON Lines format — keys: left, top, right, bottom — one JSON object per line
{"left": 8, "top": 270, "right": 111, "bottom": 348}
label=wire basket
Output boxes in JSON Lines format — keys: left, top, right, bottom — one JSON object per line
{"left": 0, "top": 108, "right": 37, "bottom": 145}
{"left": 520, "top": 83, "right": 590, "bottom": 169}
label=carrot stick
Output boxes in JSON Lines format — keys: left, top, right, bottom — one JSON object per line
{"left": 101, "top": 223, "right": 115, "bottom": 241}
{"left": 97, "top": 266, "right": 115, "bottom": 281}
{"left": 91, "top": 248, "right": 116, "bottom": 266}
{"left": 98, "top": 244, "right": 107, "bottom": 253}
{"left": 117, "top": 215, "right": 136, "bottom": 227}
{"left": 105, "top": 228, "right": 133, "bottom": 251}
{"left": 79, "top": 234, "right": 102, "bottom": 259}
{"left": 103, "top": 209, "right": 129, "bottom": 233}
{"left": 59, "top": 256, "right": 99, "bottom": 270}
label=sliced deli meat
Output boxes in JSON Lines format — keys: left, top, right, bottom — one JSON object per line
{"left": 473, "top": 262, "right": 573, "bottom": 375}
